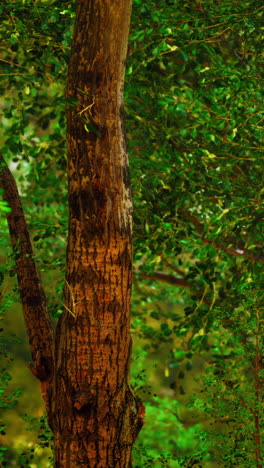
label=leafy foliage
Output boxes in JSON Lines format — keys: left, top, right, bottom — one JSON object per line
{"left": 0, "top": 0, "right": 263, "bottom": 466}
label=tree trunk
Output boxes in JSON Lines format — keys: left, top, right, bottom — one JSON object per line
{"left": 50, "top": 1, "right": 144, "bottom": 466}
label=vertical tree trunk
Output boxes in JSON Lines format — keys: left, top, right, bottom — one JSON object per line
{"left": 50, "top": 1, "right": 144, "bottom": 466}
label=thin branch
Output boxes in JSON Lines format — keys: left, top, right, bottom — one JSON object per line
{"left": 161, "top": 256, "right": 186, "bottom": 277}
{"left": 196, "top": 3, "right": 248, "bottom": 68}
{"left": 184, "top": 211, "right": 264, "bottom": 265}
{"left": 197, "top": 235, "right": 264, "bottom": 265}
{"left": 139, "top": 271, "right": 211, "bottom": 305}
{"left": 219, "top": 34, "right": 247, "bottom": 68}
{"left": 0, "top": 154, "right": 54, "bottom": 387}
{"left": 140, "top": 272, "right": 190, "bottom": 288}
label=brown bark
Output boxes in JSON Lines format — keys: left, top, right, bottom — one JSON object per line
{"left": 141, "top": 271, "right": 190, "bottom": 288}
{"left": 49, "top": 1, "right": 143, "bottom": 466}
{"left": 0, "top": 153, "right": 54, "bottom": 409}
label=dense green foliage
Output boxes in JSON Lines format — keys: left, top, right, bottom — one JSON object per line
{"left": 0, "top": 0, "right": 263, "bottom": 466}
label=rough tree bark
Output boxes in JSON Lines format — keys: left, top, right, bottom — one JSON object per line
{"left": 0, "top": 153, "right": 54, "bottom": 409}
{"left": 53, "top": 0, "right": 144, "bottom": 465}
{"left": 0, "top": 1, "right": 144, "bottom": 466}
